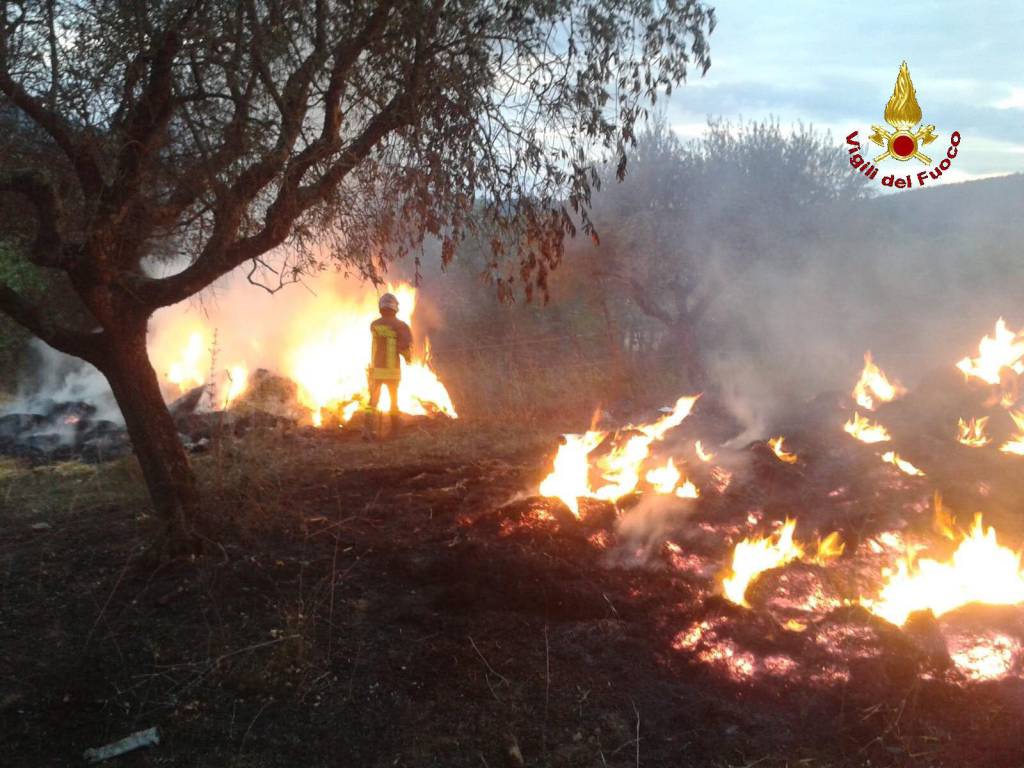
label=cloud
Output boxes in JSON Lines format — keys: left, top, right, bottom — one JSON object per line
{"left": 994, "top": 87, "right": 1024, "bottom": 110}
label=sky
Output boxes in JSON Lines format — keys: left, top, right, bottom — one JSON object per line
{"left": 664, "top": 0, "right": 1024, "bottom": 184}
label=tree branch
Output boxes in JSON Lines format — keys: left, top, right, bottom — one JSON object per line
{"left": 0, "top": 20, "right": 103, "bottom": 196}
{"left": 0, "top": 280, "right": 99, "bottom": 361}
{"left": 0, "top": 171, "right": 71, "bottom": 269}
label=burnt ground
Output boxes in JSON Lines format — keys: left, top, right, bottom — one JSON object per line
{"left": 3, "top": 397, "right": 1024, "bottom": 767}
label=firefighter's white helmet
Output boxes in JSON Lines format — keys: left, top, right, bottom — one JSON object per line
{"left": 379, "top": 292, "right": 400, "bottom": 312}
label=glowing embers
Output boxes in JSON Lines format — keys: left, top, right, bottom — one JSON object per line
{"left": 881, "top": 451, "right": 925, "bottom": 477}
{"left": 945, "top": 628, "right": 1022, "bottom": 682}
{"left": 843, "top": 412, "right": 891, "bottom": 443}
{"left": 957, "top": 416, "right": 991, "bottom": 447}
{"left": 767, "top": 436, "right": 798, "bottom": 464}
{"left": 852, "top": 352, "right": 905, "bottom": 410}
{"left": 671, "top": 618, "right": 757, "bottom": 681}
{"left": 861, "top": 515, "right": 1024, "bottom": 627}
{"left": 721, "top": 520, "right": 844, "bottom": 607}
{"left": 956, "top": 318, "right": 1024, "bottom": 387}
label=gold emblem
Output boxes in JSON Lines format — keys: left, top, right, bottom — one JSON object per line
{"left": 869, "top": 62, "right": 937, "bottom": 164}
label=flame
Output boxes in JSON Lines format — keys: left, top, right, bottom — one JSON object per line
{"left": 695, "top": 440, "right": 714, "bottom": 462}
{"left": 862, "top": 514, "right": 1024, "bottom": 626}
{"left": 722, "top": 520, "right": 844, "bottom": 607}
{"left": 883, "top": 61, "right": 923, "bottom": 131}
{"left": 843, "top": 412, "right": 891, "bottom": 443}
{"left": 934, "top": 492, "right": 957, "bottom": 541}
{"left": 592, "top": 396, "right": 700, "bottom": 501}
{"left": 881, "top": 451, "right": 925, "bottom": 476}
{"left": 538, "top": 431, "right": 606, "bottom": 517}
{"left": 816, "top": 531, "right": 846, "bottom": 561}
{"left": 948, "top": 632, "right": 1020, "bottom": 682}
{"left": 287, "top": 283, "right": 456, "bottom": 425}
{"left": 538, "top": 395, "right": 700, "bottom": 512}
{"left": 222, "top": 365, "right": 249, "bottom": 408}
{"left": 676, "top": 479, "right": 700, "bottom": 499}
{"left": 166, "top": 331, "right": 208, "bottom": 394}
{"left": 999, "top": 410, "right": 1024, "bottom": 455}
{"left": 956, "top": 318, "right": 1024, "bottom": 387}
{"left": 957, "top": 416, "right": 991, "bottom": 447}
{"left": 722, "top": 520, "right": 803, "bottom": 607}
{"left": 768, "top": 436, "right": 798, "bottom": 464}
{"left": 852, "top": 352, "right": 905, "bottom": 410}
{"left": 645, "top": 457, "right": 681, "bottom": 494}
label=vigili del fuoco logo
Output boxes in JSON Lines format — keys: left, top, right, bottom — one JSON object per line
{"left": 846, "top": 61, "right": 961, "bottom": 189}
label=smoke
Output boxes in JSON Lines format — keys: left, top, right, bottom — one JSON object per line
{"left": 7, "top": 340, "right": 120, "bottom": 427}
{"left": 609, "top": 493, "right": 699, "bottom": 567}
{"left": 694, "top": 176, "right": 1024, "bottom": 440}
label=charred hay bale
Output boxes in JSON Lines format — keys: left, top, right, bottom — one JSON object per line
{"left": 231, "top": 368, "right": 304, "bottom": 420}
{"left": 0, "top": 413, "right": 48, "bottom": 449}
{"left": 168, "top": 385, "right": 206, "bottom": 418}
{"left": 14, "top": 433, "right": 76, "bottom": 465}
{"left": 745, "top": 562, "right": 845, "bottom": 627}
{"left": 809, "top": 606, "right": 924, "bottom": 692}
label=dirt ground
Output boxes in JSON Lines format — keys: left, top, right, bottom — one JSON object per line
{"left": 2, "top": 414, "right": 1024, "bottom": 767}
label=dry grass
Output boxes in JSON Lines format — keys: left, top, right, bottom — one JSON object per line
{"left": 0, "top": 454, "right": 147, "bottom": 525}
{"left": 0, "top": 416, "right": 548, "bottom": 526}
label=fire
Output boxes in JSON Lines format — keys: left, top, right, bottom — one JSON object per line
{"left": 166, "top": 331, "right": 208, "bottom": 393}
{"left": 287, "top": 284, "right": 456, "bottom": 425}
{"left": 999, "top": 410, "right": 1024, "bottom": 455}
{"left": 676, "top": 479, "right": 700, "bottom": 499}
{"left": 881, "top": 451, "right": 925, "bottom": 476}
{"left": 722, "top": 520, "right": 803, "bottom": 607}
{"left": 862, "top": 514, "right": 1024, "bottom": 626}
{"left": 852, "top": 352, "right": 905, "bottom": 410}
{"left": 645, "top": 457, "right": 681, "bottom": 494}
{"left": 722, "top": 520, "right": 843, "bottom": 607}
{"left": 222, "top": 365, "right": 248, "bottom": 408}
{"left": 957, "top": 416, "right": 990, "bottom": 447}
{"left": 538, "top": 395, "right": 700, "bottom": 513}
{"left": 956, "top": 318, "right": 1024, "bottom": 387}
{"left": 592, "top": 396, "right": 699, "bottom": 501}
{"left": 843, "top": 412, "right": 891, "bottom": 443}
{"left": 695, "top": 440, "right": 714, "bottom": 462}
{"left": 768, "top": 436, "right": 798, "bottom": 464}
{"left": 816, "top": 531, "right": 845, "bottom": 561}
{"left": 538, "top": 431, "right": 606, "bottom": 517}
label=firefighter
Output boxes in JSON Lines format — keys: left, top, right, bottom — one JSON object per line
{"left": 362, "top": 292, "right": 413, "bottom": 439}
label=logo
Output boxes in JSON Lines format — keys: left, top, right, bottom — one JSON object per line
{"left": 846, "top": 61, "right": 961, "bottom": 189}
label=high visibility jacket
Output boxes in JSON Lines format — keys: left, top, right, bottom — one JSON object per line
{"left": 369, "top": 315, "right": 412, "bottom": 381}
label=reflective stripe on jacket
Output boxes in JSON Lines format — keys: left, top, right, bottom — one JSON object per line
{"left": 369, "top": 315, "right": 412, "bottom": 381}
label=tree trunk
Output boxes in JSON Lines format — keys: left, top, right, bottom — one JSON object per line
{"left": 97, "top": 318, "right": 202, "bottom": 552}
